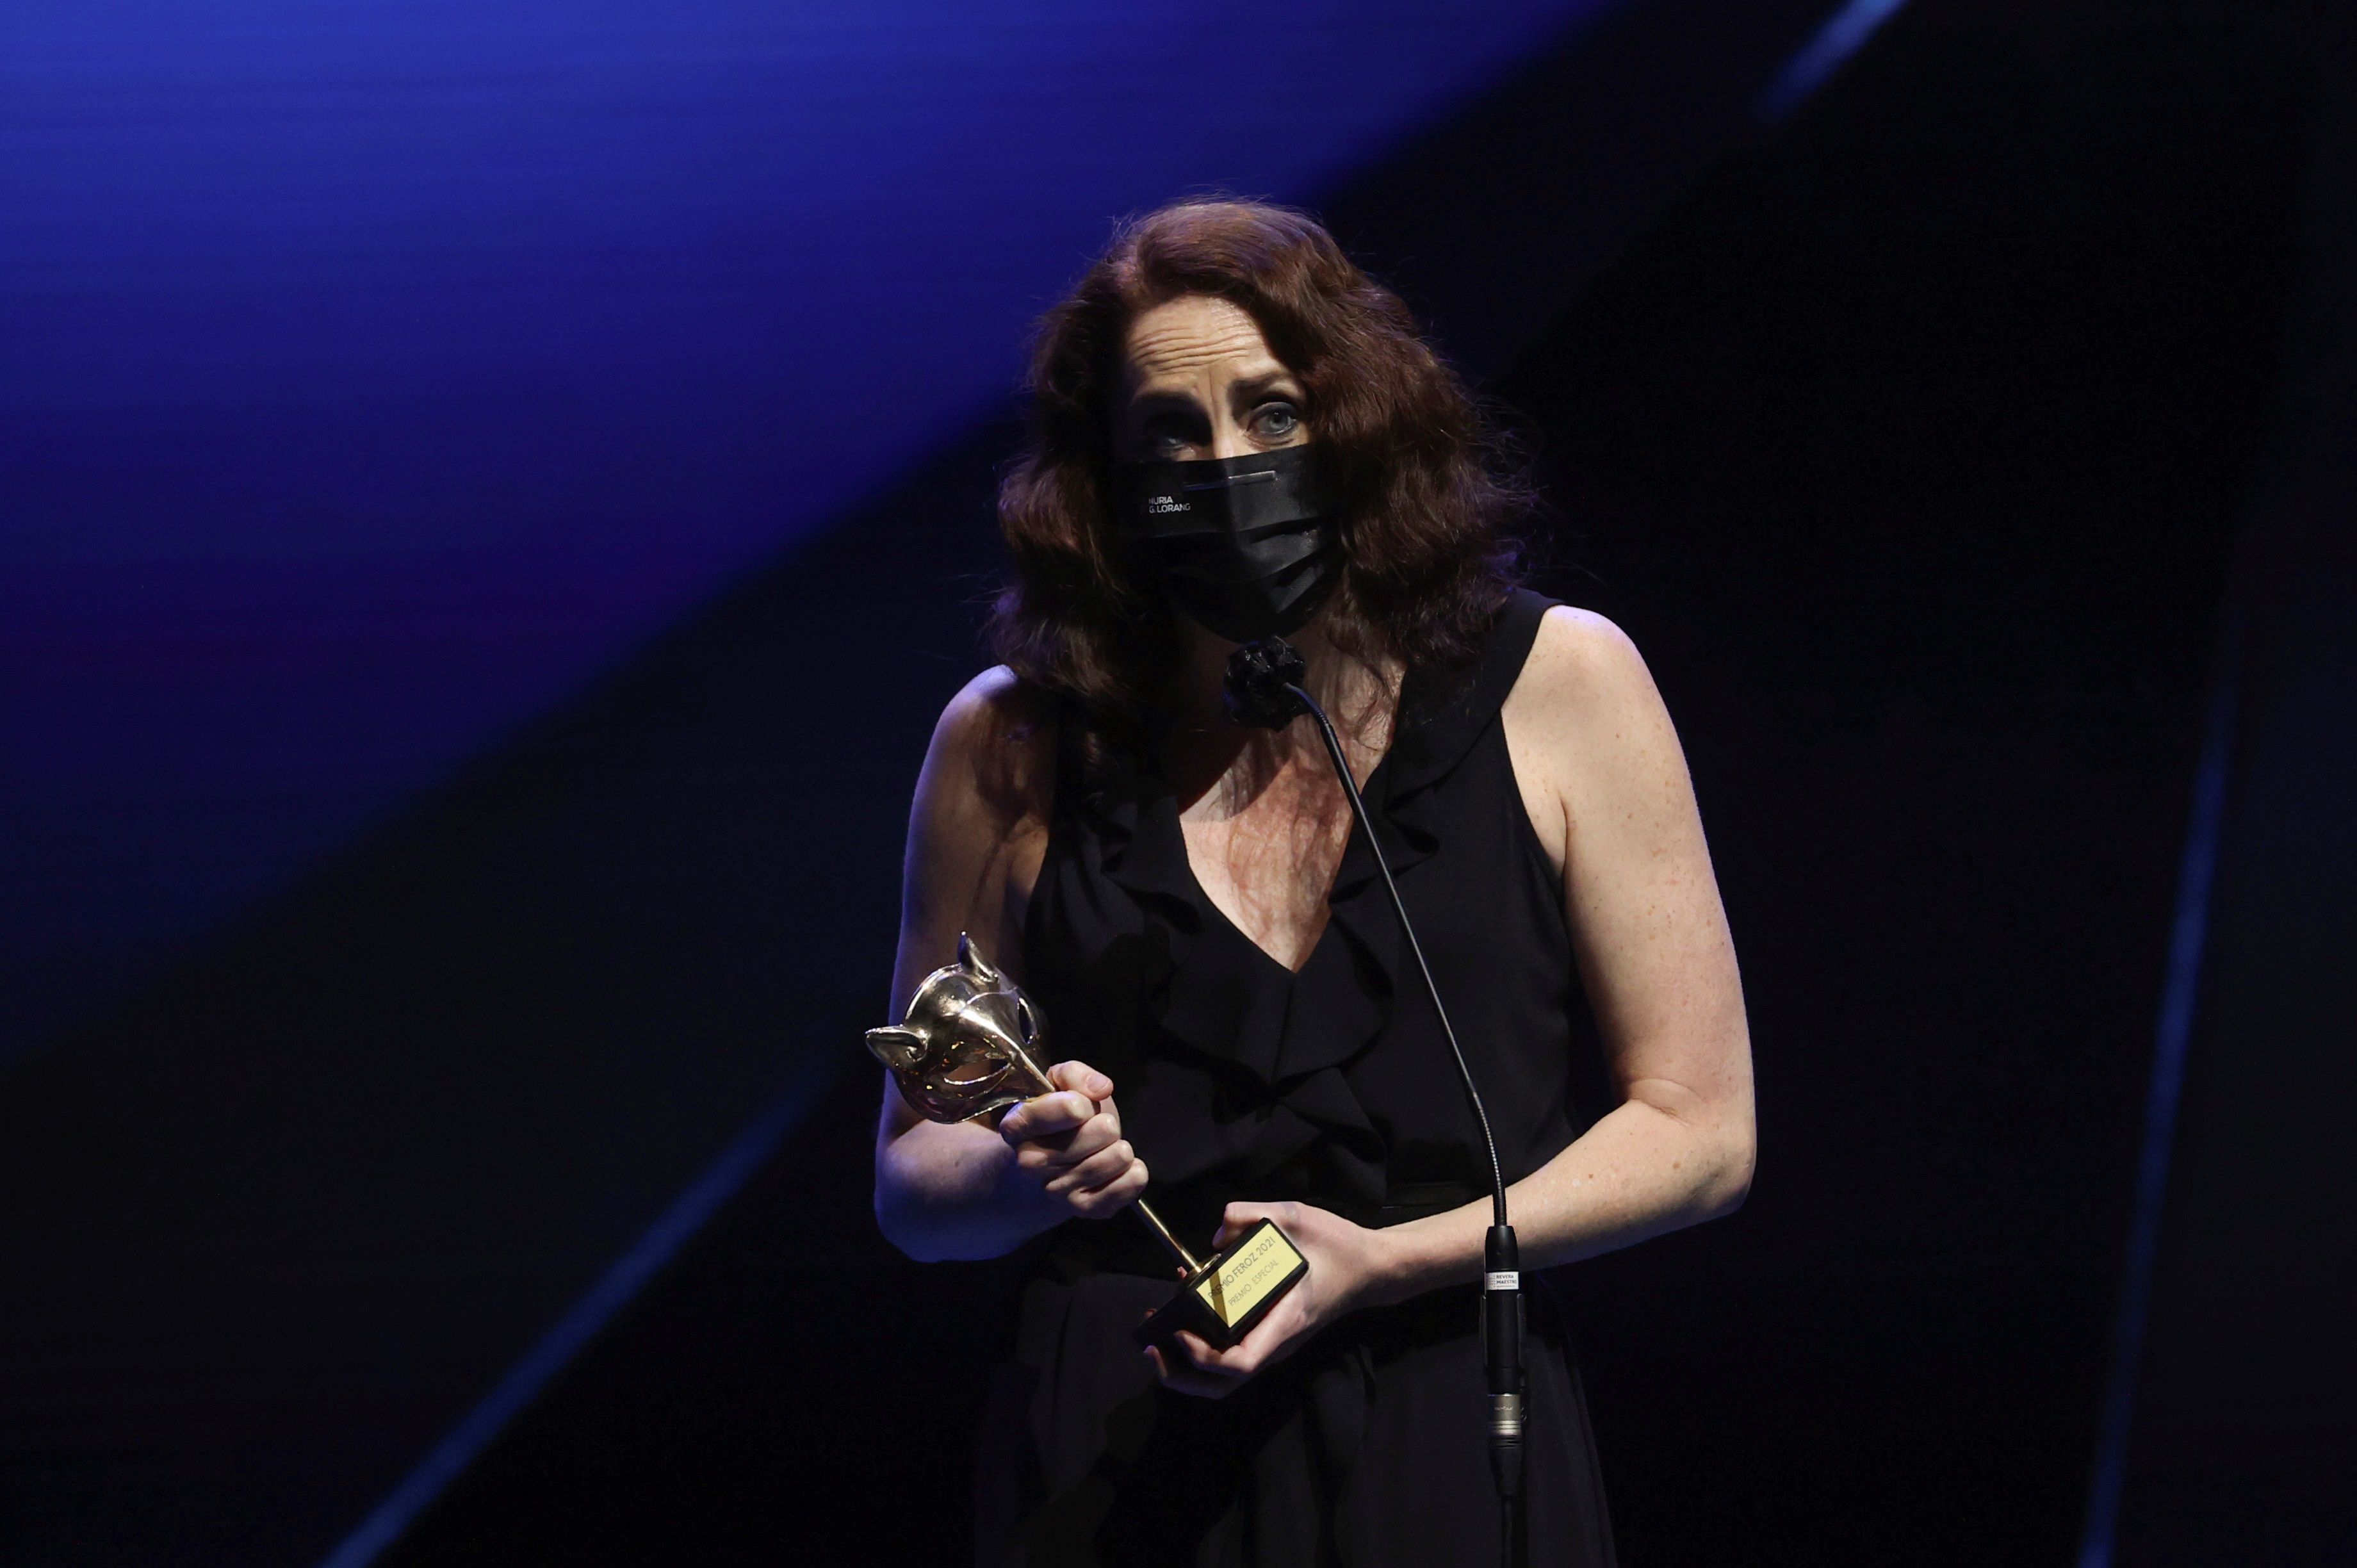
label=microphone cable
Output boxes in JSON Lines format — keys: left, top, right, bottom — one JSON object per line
{"left": 1223, "top": 636, "right": 1526, "bottom": 1567}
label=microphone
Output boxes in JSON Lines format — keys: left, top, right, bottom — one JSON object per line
{"left": 1220, "top": 636, "right": 1310, "bottom": 730}
{"left": 1222, "top": 635, "right": 1526, "bottom": 1560}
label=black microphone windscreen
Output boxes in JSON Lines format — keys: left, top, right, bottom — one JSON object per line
{"left": 1221, "top": 638, "right": 1310, "bottom": 730}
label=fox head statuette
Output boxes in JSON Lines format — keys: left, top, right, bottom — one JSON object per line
{"left": 865, "top": 933, "right": 1050, "bottom": 1123}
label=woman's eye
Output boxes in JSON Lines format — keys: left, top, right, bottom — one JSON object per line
{"left": 1252, "top": 402, "right": 1301, "bottom": 439}
{"left": 1139, "top": 422, "right": 1186, "bottom": 455}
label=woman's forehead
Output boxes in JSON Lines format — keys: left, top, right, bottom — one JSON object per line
{"left": 1121, "top": 296, "right": 1287, "bottom": 388}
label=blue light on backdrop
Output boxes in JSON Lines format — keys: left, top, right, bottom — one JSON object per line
{"left": 1, "top": 0, "right": 1617, "bottom": 1065}
{"left": 1756, "top": 0, "right": 1907, "bottom": 120}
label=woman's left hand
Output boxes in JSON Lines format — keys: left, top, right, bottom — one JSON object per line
{"left": 1145, "top": 1200, "right": 1402, "bottom": 1398}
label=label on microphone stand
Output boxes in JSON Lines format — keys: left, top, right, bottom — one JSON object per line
{"left": 1485, "top": 1271, "right": 1520, "bottom": 1292}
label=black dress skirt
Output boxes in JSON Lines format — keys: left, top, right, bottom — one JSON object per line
{"left": 976, "top": 590, "right": 1618, "bottom": 1568}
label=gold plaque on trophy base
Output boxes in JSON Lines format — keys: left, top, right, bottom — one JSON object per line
{"left": 1131, "top": 1216, "right": 1309, "bottom": 1352}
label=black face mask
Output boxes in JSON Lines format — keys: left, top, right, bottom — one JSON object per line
{"left": 1121, "top": 443, "right": 1339, "bottom": 644}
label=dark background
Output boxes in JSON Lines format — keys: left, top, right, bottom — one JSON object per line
{"left": 3, "top": 1, "right": 2350, "bottom": 1564}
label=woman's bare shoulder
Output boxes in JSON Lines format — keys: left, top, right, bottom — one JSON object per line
{"left": 918, "top": 666, "right": 1059, "bottom": 844}
{"left": 1501, "top": 605, "right": 1690, "bottom": 841}
{"left": 1508, "top": 606, "right": 1661, "bottom": 730}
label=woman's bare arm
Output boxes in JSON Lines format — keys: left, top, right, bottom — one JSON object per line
{"left": 1369, "top": 607, "right": 1756, "bottom": 1289}
{"left": 1146, "top": 607, "right": 1755, "bottom": 1395}
{"left": 872, "top": 667, "right": 1151, "bottom": 1262}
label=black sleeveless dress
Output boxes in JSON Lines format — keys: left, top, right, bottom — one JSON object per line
{"left": 978, "top": 590, "right": 1617, "bottom": 1568}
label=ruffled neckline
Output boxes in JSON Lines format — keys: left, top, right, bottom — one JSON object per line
{"left": 1068, "top": 590, "right": 1554, "bottom": 1096}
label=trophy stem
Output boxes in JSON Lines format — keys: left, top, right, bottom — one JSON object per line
{"left": 1007, "top": 1041, "right": 1200, "bottom": 1278}
{"left": 1129, "top": 1198, "right": 1203, "bottom": 1278}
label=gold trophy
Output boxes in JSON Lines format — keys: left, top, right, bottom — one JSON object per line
{"left": 868, "top": 934, "right": 1307, "bottom": 1352}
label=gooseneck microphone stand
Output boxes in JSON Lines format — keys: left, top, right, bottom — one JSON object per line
{"left": 1223, "top": 636, "right": 1526, "bottom": 1568}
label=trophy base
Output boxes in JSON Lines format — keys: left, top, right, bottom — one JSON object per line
{"left": 1132, "top": 1219, "right": 1309, "bottom": 1352}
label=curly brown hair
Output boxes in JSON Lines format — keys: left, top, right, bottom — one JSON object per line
{"left": 988, "top": 198, "right": 1528, "bottom": 751}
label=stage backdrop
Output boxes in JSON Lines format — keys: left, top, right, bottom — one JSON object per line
{"left": 8, "top": 0, "right": 2344, "bottom": 1564}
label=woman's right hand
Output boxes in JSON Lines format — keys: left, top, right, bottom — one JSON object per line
{"left": 996, "top": 1060, "right": 1149, "bottom": 1220}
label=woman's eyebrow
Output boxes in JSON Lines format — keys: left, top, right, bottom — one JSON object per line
{"left": 1124, "top": 388, "right": 1205, "bottom": 420}
{"left": 1227, "top": 371, "right": 1303, "bottom": 404}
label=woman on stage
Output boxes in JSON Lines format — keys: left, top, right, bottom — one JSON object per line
{"left": 874, "top": 199, "right": 1754, "bottom": 1567}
